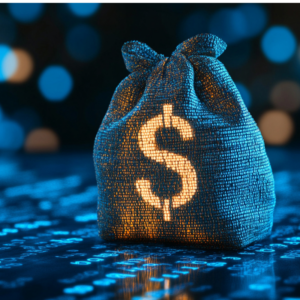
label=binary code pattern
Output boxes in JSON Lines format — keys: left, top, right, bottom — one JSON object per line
{"left": 93, "top": 33, "right": 276, "bottom": 249}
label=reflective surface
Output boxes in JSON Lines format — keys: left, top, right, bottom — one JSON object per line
{"left": 0, "top": 150, "right": 299, "bottom": 300}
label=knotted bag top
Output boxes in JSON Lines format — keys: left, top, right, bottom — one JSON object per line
{"left": 117, "top": 33, "right": 242, "bottom": 126}
{"left": 121, "top": 33, "right": 227, "bottom": 73}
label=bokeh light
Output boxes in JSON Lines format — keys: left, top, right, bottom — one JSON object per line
{"left": 8, "top": 49, "right": 33, "bottom": 83}
{"left": 0, "top": 44, "right": 17, "bottom": 82}
{"left": 258, "top": 110, "right": 294, "bottom": 145}
{"left": 38, "top": 66, "right": 73, "bottom": 101}
{"left": 235, "top": 82, "right": 252, "bottom": 108}
{"left": 0, "top": 119, "right": 24, "bottom": 150}
{"left": 270, "top": 81, "right": 300, "bottom": 112}
{"left": 0, "top": 4, "right": 298, "bottom": 149}
{"left": 209, "top": 8, "right": 247, "bottom": 45}
{"left": 25, "top": 128, "right": 59, "bottom": 153}
{"left": 239, "top": 4, "right": 267, "bottom": 38}
{"left": 8, "top": 3, "right": 44, "bottom": 23}
{"left": 0, "top": 12, "right": 17, "bottom": 44}
{"left": 261, "top": 26, "right": 296, "bottom": 63}
{"left": 177, "top": 11, "right": 209, "bottom": 42}
{"left": 67, "top": 3, "right": 100, "bottom": 17}
{"left": 66, "top": 24, "right": 100, "bottom": 62}
{"left": 63, "top": 284, "right": 94, "bottom": 295}
{"left": 12, "top": 107, "right": 41, "bottom": 134}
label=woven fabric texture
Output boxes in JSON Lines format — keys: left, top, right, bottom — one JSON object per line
{"left": 93, "top": 33, "right": 276, "bottom": 249}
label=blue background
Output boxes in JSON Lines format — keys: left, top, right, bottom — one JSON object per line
{"left": 0, "top": 3, "right": 300, "bottom": 150}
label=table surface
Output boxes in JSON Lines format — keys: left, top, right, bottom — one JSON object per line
{"left": 0, "top": 149, "right": 299, "bottom": 300}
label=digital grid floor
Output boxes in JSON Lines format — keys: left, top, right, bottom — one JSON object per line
{"left": 0, "top": 150, "right": 299, "bottom": 300}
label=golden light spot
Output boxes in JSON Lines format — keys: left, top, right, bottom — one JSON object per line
{"left": 164, "top": 278, "right": 170, "bottom": 290}
{"left": 258, "top": 110, "right": 294, "bottom": 145}
{"left": 136, "top": 104, "right": 197, "bottom": 221}
{"left": 270, "top": 81, "right": 300, "bottom": 112}
{"left": 8, "top": 49, "right": 34, "bottom": 83}
{"left": 173, "top": 293, "right": 191, "bottom": 300}
{"left": 24, "top": 128, "right": 60, "bottom": 152}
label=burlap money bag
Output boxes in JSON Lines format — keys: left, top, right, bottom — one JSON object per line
{"left": 93, "top": 33, "right": 276, "bottom": 249}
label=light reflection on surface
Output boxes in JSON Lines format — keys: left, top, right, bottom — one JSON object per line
{"left": 0, "top": 152, "right": 299, "bottom": 299}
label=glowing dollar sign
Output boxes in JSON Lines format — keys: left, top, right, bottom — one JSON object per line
{"left": 136, "top": 104, "right": 197, "bottom": 221}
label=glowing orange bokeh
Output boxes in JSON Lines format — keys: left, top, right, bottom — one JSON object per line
{"left": 8, "top": 49, "right": 34, "bottom": 83}
{"left": 25, "top": 128, "right": 60, "bottom": 152}
{"left": 271, "top": 81, "right": 300, "bottom": 112}
{"left": 258, "top": 110, "right": 294, "bottom": 145}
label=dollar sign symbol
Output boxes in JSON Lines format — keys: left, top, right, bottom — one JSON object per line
{"left": 136, "top": 104, "right": 197, "bottom": 221}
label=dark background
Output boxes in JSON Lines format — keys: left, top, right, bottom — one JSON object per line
{"left": 1, "top": 3, "right": 300, "bottom": 152}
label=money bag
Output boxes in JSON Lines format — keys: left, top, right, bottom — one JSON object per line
{"left": 93, "top": 33, "right": 276, "bottom": 249}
